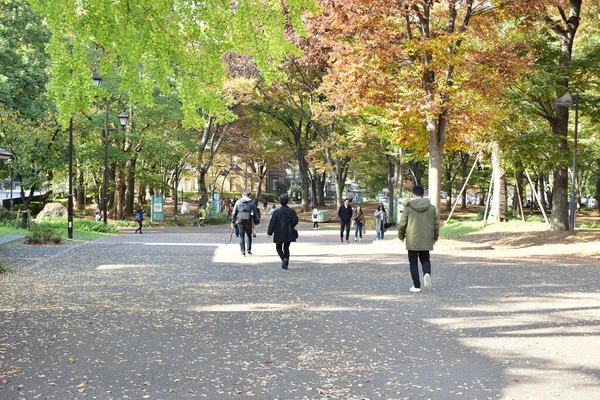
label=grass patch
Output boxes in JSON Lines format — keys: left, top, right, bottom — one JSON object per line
{"left": 440, "top": 220, "right": 485, "bottom": 240}
{"left": 0, "top": 218, "right": 120, "bottom": 243}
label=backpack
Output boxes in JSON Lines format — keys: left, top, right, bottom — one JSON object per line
{"left": 135, "top": 212, "right": 143, "bottom": 222}
{"left": 237, "top": 201, "right": 252, "bottom": 225}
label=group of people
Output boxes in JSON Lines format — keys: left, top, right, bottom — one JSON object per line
{"left": 336, "top": 186, "right": 440, "bottom": 292}
{"left": 135, "top": 185, "right": 439, "bottom": 293}
{"left": 336, "top": 199, "right": 390, "bottom": 243}
{"left": 230, "top": 192, "right": 298, "bottom": 269}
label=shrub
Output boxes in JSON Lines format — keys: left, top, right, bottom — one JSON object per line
{"left": 205, "top": 212, "right": 229, "bottom": 225}
{"left": 35, "top": 218, "right": 121, "bottom": 233}
{"left": 0, "top": 207, "right": 18, "bottom": 223}
{"left": 26, "top": 226, "right": 63, "bottom": 244}
{"left": 28, "top": 201, "right": 45, "bottom": 216}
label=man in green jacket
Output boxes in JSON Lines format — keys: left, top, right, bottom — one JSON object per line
{"left": 398, "top": 185, "right": 440, "bottom": 293}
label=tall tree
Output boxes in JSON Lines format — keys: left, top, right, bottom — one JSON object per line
{"left": 313, "top": 0, "right": 532, "bottom": 212}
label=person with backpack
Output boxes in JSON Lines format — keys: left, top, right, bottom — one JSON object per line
{"left": 134, "top": 207, "right": 146, "bottom": 234}
{"left": 197, "top": 204, "right": 207, "bottom": 227}
{"left": 312, "top": 207, "right": 320, "bottom": 229}
{"left": 267, "top": 194, "right": 298, "bottom": 270}
{"left": 231, "top": 190, "right": 259, "bottom": 256}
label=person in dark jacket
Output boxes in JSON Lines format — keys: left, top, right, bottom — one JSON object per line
{"left": 134, "top": 207, "right": 146, "bottom": 234}
{"left": 337, "top": 198, "right": 353, "bottom": 243}
{"left": 398, "top": 185, "right": 440, "bottom": 293}
{"left": 267, "top": 194, "right": 299, "bottom": 270}
{"left": 231, "top": 191, "right": 259, "bottom": 256}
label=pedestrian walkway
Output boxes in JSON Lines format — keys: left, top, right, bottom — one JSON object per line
{"left": 0, "top": 223, "right": 598, "bottom": 399}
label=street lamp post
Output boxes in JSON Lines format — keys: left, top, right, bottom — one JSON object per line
{"left": 555, "top": 92, "right": 579, "bottom": 235}
{"left": 93, "top": 72, "right": 129, "bottom": 225}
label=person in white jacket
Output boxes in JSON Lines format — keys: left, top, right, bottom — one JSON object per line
{"left": 312, "top": 207, "right": 320, "bottom": 229}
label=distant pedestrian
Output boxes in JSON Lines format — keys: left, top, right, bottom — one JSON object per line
{"left": 397, "top": 185, "right": 440, "bottom": 293}
{"left": 134, "top": 207, "right": 146, "bottom": 234}
{"left": 270, "top": 204, "right": 276, "bottom": 216}
{"left": 197, "top": 204, "right": 207, "bottom": 227}
{"left": 352, "top": 205, "right": 365, "bottom": 241}
{"left": 262, "top": 198, "right": 268, "bottom": 214}
{"left": 312, "top": 207, "right": 320, "bottom": 229}
{"left": 231, "top": 191, "right": 259, "bottom": 256}
{"left": 252, "top": 199, "right": 261, "bottom": 237}
{"left": 374, "top": 204, "right": 388, "bottom": 241}
{"left": 267, "top": 194, "right": 299, "bottom": 270}
{"left": 338, "top": 198, "right": 353, "bottom": 243}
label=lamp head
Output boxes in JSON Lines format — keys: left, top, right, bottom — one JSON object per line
{"left": 92, "top": 71, "right": 103, "bottom": 89}
{"left": 118, "top": 112, "right": 129, "bottom": 127}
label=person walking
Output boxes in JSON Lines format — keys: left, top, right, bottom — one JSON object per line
{"left": 397, "top": 185, "right": 440, "bottom": 293}
{"left": 352, "top": 205, "right": 366, "bottom": 241}
{"left": 262, "top": 198, "right": 268, "bottom": 214}
{"left": 374, "top": 204, "right": 388, "bottom": 241}
{"left": 197, "top": 204, "right": 207, "bottom": 227}
{"left": 134, "top": 207, "right": 146, "bottom": 234}
{"left": 267, "top": 194, "right": 298, "bottom": 270}
{"left": 270, "top": 204, "right": 276, "bottom": 216}
{"left": 231, "top": 191, "right": 259, "bottom": 256}
{"left": 338, "top": 198, "right": 353, "bottom": 243}
{"left": 312, "top": 206, "right": 320, "bottom": 229}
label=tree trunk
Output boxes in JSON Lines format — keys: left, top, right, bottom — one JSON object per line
{"left": 514, "top": 171, "right": 525, "bottom": 217}
{"left": 461, "top": 190, "right": 467, "bottom": 210}
{"left": 318, "top": 172, "right": 326, "bottom": 207}
{"left": 125, "top": 157, "right": 136, "bottom": 215}
{"left": 491, "top": 143, "right": 508, "bottom": 222}
{"left": 76, "top": 162, "right": 85, "bottom": 211}
{"left": 198, "top": 168, "right": 208, "bottom": 207}
{"left": 538, "top": 172, "right": 546, "bottom": 208}
{"left": 386, "top": 149, "right": 404, "bottom": 224}
{"left": 596, "top": 160, "right": 600, "bottom": 214}
{"left": 427, "top": 119, "right": 445, "bottom": 212}
{"left": 551, "top": 107, "right": 570, "bottom": 231}
{"left": 114, "top": 162, "right": 125, "bottom": 220}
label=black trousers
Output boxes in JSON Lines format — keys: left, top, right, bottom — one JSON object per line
{"left": 238, "top": 224, "right": 252, "bottom": 253}
{"left": 275, "top": 242, "right": 291, "bottom": 261}
{"left": 340, "top": 221, "right": 351, "bottom": 240}
{"left": 408, "top": 250, "right": 431, "bottom": 289}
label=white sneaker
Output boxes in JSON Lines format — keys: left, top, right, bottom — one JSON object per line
{"left": 409, "top": 286, "right": 421, "bottom": 293}
{"left": 423, "top": 273, "right": 432, "bottom": 290}
{"left": 354, "top": 238, "right": 357, "bottom": 241}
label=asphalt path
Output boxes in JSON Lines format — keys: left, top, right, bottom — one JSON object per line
{"left": 0, "top": 222, "right": 598, "bottom": 399}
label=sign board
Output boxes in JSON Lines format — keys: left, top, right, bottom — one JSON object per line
{"left": 151, "top": 195, "right": 164, "bottom": 222}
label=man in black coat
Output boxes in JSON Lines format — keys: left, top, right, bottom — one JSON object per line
{"left": 267, "top": 194, "right": 298, "bottom": 270}
{"left": 338, "top": 198, "right": 353, "bottom": 243}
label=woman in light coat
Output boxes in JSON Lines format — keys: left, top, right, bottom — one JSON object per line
{"left": 374, "top": 204, "right": 387, "bottom": 240}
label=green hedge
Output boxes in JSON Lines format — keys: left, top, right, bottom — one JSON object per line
{"left": 35, "top": 218, "right": 121, "bottom": 233}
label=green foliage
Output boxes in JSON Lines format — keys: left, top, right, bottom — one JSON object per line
{"left": 580, "top": 222, "right": 600, "bottom": 229}
{"left": 205, "top": 212, "right": 229, "bottom": 225}
{"left": 26, "top": 226, "right": 63, "bottom": 244}
{"left": 0, "top": 207, "right": 18, "bottom": 223}
{"left": 0, "top": 0, "right": 51, "bottom": 119}
{"left": 29, "top": 0, "right": 318, "bottom": 127}
{"left": 0, "top": 255, "right": 9, "bottom": 273}
{"left": 35, "top": 218, "right": 120, "bottom": 233}
{"left": 28, "top": 201, "right": 44, "bottom": 216}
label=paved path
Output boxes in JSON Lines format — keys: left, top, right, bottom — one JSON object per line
{"left": 0, "top": 223, "right": 598, "bottom": 399}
